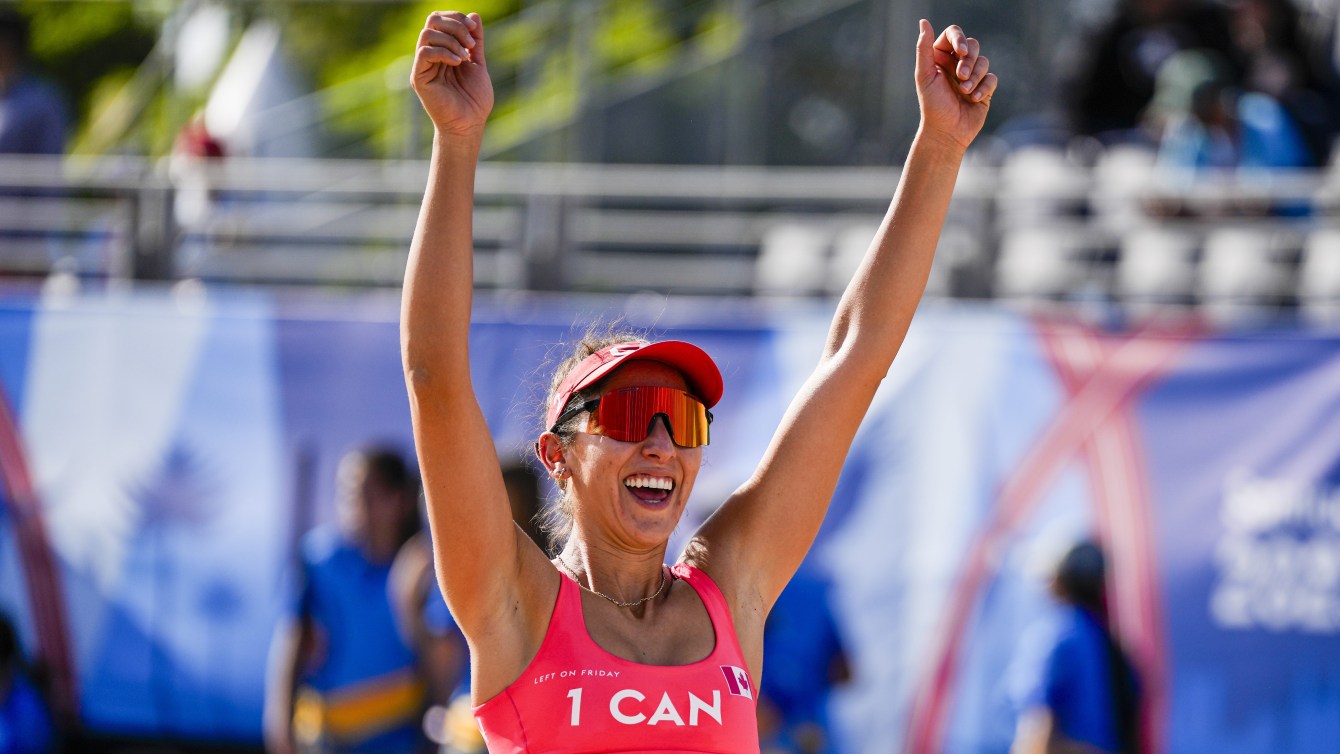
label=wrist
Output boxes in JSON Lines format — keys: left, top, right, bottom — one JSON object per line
{"left": 911, "top": 127, "right": 970, "bottom": 161}
{"left": 432, "top": 128, "right": 485, "bottom": 158}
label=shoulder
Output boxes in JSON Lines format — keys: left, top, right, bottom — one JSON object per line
{"left": 1046, "top": 608, "right": 1110, "bottom": 669}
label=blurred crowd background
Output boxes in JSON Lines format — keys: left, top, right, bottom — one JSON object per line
{"left": 2, "top": 1, "right": 1340, "bottom": 753}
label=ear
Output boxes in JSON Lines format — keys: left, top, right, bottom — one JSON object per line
{"left": 535, "top": 433, "right": 567, "bottom": 480}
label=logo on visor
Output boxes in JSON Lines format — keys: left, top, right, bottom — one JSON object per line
{"left": 720, "top": 666, "right": 752, "bottom": 699}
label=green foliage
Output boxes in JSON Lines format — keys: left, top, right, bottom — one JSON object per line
{"left": 279, "top": 0, "right": 521, "bottom": 157}
{"left": 593, "top": 2, "right": 678, "bottom": 75}
{"left": 7, "top": 0, "right": 743, "bottom": 158}
{"left": 17, "top": 0, "right": 159, "bottom": 147}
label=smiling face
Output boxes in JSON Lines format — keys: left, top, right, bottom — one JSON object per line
{"left": 557, "top": 360, "right": 703, "bottom": 552}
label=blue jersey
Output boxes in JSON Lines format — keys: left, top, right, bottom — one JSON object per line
{"left": 1016, "top": 605, "right": 1134, "bottom": 753}
{"left": 294, "top": 529, "right": 422, "bottom": 751}
{"left": 422, "top": 579, "right": 470, "bottom": 700}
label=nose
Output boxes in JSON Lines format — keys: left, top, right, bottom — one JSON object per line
{"left": 641, "top": 415, "right": 678, "bottom": 458}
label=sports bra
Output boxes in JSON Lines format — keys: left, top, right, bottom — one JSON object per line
{"left": 473, "top": 564, "right": 760, "bottom": 754}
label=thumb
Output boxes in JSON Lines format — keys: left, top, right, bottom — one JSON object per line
{"left": 914, "top": 19, "right": 934, "bottom": 85}
{"left": 468, "top": 12, "right": 487, "bottom": 67}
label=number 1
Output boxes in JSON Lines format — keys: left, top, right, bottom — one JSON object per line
{"left": 567, "top": 687, "right": 582, "bottom": 726}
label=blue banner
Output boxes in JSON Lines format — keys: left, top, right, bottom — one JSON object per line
{"left": 0, "top": 290, "right": 1336, "bottom": 753}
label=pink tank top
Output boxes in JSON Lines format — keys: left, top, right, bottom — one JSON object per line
{"left": 473, "top": 564, "right": 760, "bottom": 754}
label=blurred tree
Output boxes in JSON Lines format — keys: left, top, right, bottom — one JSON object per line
{"left": 17, "top": 0, "right": 159, "bottom": 153}
{"left": 276, "top": 0, "right": 520, "bottom": 158}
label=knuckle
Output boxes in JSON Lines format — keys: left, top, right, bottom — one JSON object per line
{"left": 429, "top": 11, "right": 465, "bottom": 28}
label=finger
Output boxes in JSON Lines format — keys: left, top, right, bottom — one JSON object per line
{"left": 933, "top": 24, "right": 965, "bottom": 57}
{"left": 972, "top": 72, "right": 998, "bottom": 103}
{"left": 932, "top": 46, "right": 957, "bottom": 72}
{"left": 416, "top": 44, "right": 463, "bottom": 70}
{"left": 961, "top": 55, "right": 990, "bottom": 94}
{"left": 955, "top": 37, "right": 980, "bottom": 80}
{"left": 934, "top": 25, "right": 976, "bottom": 78}
{"left": 426, "top": 11, "right": 477, "bottom": 50}
{"left": 914, "top": 19, "right": 935, "bottom": 84}
{"left": 418, "top": 28, "right": 470, "bottom": 61}
{"left": 467, "top": 13, "right": 486, "bottom": 66}
{"left": 957, "top": 36, "right": 980, "bottom": 59}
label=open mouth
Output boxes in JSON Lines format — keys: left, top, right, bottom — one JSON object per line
{"left": 624, "top": 474, "right": 675, "bottom": 504}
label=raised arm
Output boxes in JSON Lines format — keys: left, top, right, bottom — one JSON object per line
{"left": 401, "top": 12, "right": 539, "bottom": 638}
{"left": 691, "top": 21, "right": 997, "bottom": 606}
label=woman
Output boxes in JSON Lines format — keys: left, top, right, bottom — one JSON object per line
{"left": 402, "top": 11, "right": 995, "bottom": 752}
{"left": 1010, "top": 542, "right": 1142, "bottom": 754}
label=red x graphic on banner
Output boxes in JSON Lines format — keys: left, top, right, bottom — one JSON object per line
{"left": 905, "top": 316, "right": 1203, "bottom": 754}
{"left": 0, "top": 392, "right": 77, "bottom": 722}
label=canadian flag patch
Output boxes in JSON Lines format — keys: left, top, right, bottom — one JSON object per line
{"left": 720, "top": 665, "right": 753, "bottom": 699}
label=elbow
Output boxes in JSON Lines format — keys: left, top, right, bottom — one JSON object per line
{"left": 403, "top": 361, "right": 435, "bottom": 389}
{"left": 823, "top": 303, "right": 914, "bottom": 373}
{"left": 820, "top": 330, "right": 898, "bottom": 390}
{"left": 401, "top": 334, "right": 466, "bottom": 391}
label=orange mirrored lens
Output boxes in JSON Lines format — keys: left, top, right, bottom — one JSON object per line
{"left": 590, "top": 387, "right": 710, "bottom": 447}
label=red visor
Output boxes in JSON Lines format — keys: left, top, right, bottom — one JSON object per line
{"left": 545, "top": 341, "right": 723, "bottom": 429}
{"left": 553, "top": 386, "right": 712, "bottom": 448}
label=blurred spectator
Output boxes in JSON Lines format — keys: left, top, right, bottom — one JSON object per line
{"left": 174, "top": 117, "right": 226, "bottom": 160}
{"left": 1226, "top": 0, "right": 1340, "bottom": 163}
{"left": 1060, "top": 0, "right": 1243, "bottom": 142}
{"left": 0, "top": 10, "right": 67, "bottom": 155}
{"left": 1146, "top": 49, "right": 1313, "bottom": 215}
{"left": 1150, "top": 49, "right": 1312, "bottom": 169}
{"left": 1009, "top": 541, "right": 1141, "bottom": 754}
{"left": 0, "top": 613, "right": 54, "bottom": 754}
{"left": 757, "top": 563, "right": 850, "bottom": 754}
{"left": 388, "top": 532, "right": 470, "bottom": 754}
{"left": 171, "top": 115, "right": 228, "bottom": 251}
{"left": 389, "top": 458, "right": 546, "bottom": 753}
{"left": 265, "top": 446, "right": 425, "bottom": 754}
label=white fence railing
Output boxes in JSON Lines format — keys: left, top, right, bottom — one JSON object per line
{"left": 2, "top": 153, "right": 1339, "bottom": 320}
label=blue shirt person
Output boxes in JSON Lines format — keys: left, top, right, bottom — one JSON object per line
{"left": 758, "top": 564, "right": 850, "bottom": 754}
{"left": 1010, "top": 542, "right": 1141, "bottom": 754}
{"left": 265, "top": 447, "right": 425, "bottom": 754}
{"left": 0, "top": 11, "right": 67, "bottom": 155}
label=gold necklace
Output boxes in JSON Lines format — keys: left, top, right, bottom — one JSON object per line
{"left": 555, "top": 555, "right": 669, "bottom": 608}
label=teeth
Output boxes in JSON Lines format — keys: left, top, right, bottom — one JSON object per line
{"left": 624, "top": 475, "right": 674, "bottom": 491}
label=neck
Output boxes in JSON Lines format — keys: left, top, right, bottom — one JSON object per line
{"left": 557, "top": 539, "right": 669, "bottom": 604}
{"left": 356, "top": 529, "right": 401, "bottom": 565}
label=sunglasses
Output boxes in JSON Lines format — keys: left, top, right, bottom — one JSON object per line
{"left": 549, "top": 386, "right": 713, "bottom": 448}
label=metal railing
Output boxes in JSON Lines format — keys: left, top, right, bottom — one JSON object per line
{"left": 2, "top": 153, "right": 1338, "bottom": 314}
